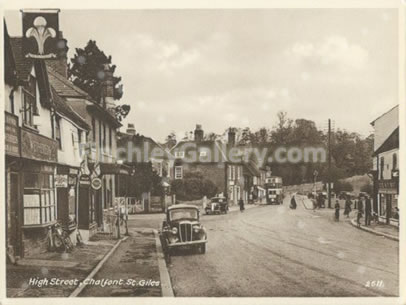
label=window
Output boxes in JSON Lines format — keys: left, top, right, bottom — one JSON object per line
{"left": 22, "top": 77, "right": 37, "bottom": 126}
{"left": 55, "top": 116, "right": 62, "bottom": 149}
{"left": 175, "top": 166, "right": 183, "bottom": 179}
{"left": 175, "top": 151, "right": 185, "bottom": 158}
{"left": 23, "top": 172, "right": 56, "bottom": 225}
{"left": 237, "top": 166, "right": 241, "bottom": 180}
{"left": 392, "top": 154, "right": 397, "bottom": 171}
{"left": 200, "top": 151, "right": 207, "bottom": 157}
{"left": 232, "top": 166, "right": 236, "bottom": 180}
{"left": 380, "top": 157, "right": 384, "bottom": 180}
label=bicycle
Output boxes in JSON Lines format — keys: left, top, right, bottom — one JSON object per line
{"left": 47, "top": 221, "right": 74, "bottom": 253}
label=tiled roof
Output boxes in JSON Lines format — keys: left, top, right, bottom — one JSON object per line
{"left": 9, "top": 37, "right": 33, "bottom": 81}
{"left": 51, "top": 86, "right": 90, "bottom": 130}
{"left": 46, "top": 64, "right": 90, "bottom": 98}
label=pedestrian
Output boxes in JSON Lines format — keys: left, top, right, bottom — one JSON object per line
{"left": 364, "top": 196, "right": 372, "bottom": 226}
{"left": 239, "top": 198, "right": 245, "bottom": 212}
{"left": 290, "top": 194, "right": 297, "bottom": 210}
{"left": 334, "top": 200, "right": 340, "bottom": 221}
{"left": 344, "top": 196, "right": 352, "bottom": 218}
{"left": 357, "top": 209, "right": 363, "bottom": 227}
{"left": 317, "top": 193, "right": 324, "bottom": 209}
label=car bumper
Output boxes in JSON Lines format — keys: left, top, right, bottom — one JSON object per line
{"left": 167, "top": 239, "right": 208, "bottom": 248}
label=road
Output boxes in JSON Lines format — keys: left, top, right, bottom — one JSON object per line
{"left": 167, "top": 195, "right": 399, "bottom": 297}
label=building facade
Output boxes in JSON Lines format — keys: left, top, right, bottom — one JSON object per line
{"left": 371, "top": 105, "right": 399, "bottom": 226}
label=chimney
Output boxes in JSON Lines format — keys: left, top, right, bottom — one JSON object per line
{"left": 228, "top": 127, "right": 236, "bottom": 146}
{"left": 194, "top": 124, "right": 204, "bottom": 142}
{"left": 102, "top": 63, "right": 115, "bottom": 109}
{"left": 127, "top": 123, "right": 136, "bottom": 135}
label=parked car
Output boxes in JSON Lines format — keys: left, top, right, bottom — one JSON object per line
{"left": 160, "top": 204, "right": 208, "bottom": 255}
{"left": 205, "top": 197, "right": 229, "bottom": 215}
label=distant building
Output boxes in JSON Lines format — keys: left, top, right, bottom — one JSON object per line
{"left": 370, "top": 105, "right": 399, "bottom": 226}
{"left": 170, "top": 125, "right": 245, "bottom": 205}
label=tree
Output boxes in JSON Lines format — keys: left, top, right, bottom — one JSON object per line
{"left": 164, "top": 132, "right": 177, "bottom": 150}
{"left": 113, "top": 104, "right": 131, "bottom": 122}
{"left": 69, "top": 40, "right": 130, "bottom": 120}
{"left": 334, "top": 180, "right": 354, "bottom": 194}
{"left": 171, "top": 171, "right": 218, "bottom": 201}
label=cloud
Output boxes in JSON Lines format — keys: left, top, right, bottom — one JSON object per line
{"left": 289, "top": 36, "right": 369, "bottom": 70}
{"left": 132, "top": 34, "right": 200, "bottom": 73}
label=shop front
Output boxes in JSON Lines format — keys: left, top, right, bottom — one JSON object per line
{"left": 56, "top": 165, "right": 80, "bottom": 245}
{"left": 19, "top": 128, "right": 58, "bottom": 257}
{"left": 377, "top": 178, "right": 399, "bottom": 226}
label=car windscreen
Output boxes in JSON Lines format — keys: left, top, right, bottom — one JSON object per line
{"left": 170, "top": 209, "right": 198, "bottom": 221}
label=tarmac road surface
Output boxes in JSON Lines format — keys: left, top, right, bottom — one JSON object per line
{"left": 167, "top": 195, "right": 399, "bottom": 297}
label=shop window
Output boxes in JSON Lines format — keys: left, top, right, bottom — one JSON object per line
{"left": 23, "top": 173, "right": 56, "bottom": 226}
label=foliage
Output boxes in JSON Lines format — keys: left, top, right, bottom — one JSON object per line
{"left": 113, "top": 104, "right": 131, "bottom": 122}
{"left": 68, "top": 40, "right": 130, "bottom": 120}
{"left": 164, "top": 132, "right": 177, "bottom": 150}
{"left": 172, "top": 171, "right": 218, "bottom": 201}
{"left": 127, "top": 162, "right": 163, "bottom": 198}
{"left": 334, "top": 180, "right": 354, "bottom": 193}
{"left": 360, "top": 182, "right": 373, "bottom": 196}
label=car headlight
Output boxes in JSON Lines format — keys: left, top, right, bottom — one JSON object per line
{"left": 171, "top": 227, "right": 178, "bottom": 235}
{"left": 193, "top": 225, "right": 200, "bottom": 233}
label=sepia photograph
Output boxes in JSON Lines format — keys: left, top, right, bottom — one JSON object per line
{"left": 1, "top": 1, "right": 403, "bottom": 302}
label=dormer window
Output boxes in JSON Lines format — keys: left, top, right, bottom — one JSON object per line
{"left": 175, "top": 151, "right": 185, "bottom": 158}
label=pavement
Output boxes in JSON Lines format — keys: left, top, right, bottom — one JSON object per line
{"left": 350, "top": 218, "right": 399, "bottom": 241}
{"left": 6, "top": 239, "right": 116, "bottom": 297}
{"left": 167, "top": 194, "right": 399, "bottom": 297}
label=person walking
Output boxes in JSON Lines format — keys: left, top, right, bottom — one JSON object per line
{"left": 344, "top": 196, "right": 352, "bottom": 218}
{"left": 334, "top": 200, "right": 340, "bottom": 221}
{"left": 365, "top": 196, "right": 372, "bottom": 226}
{"left": 290, "top": 194, "right": 297, "bottom": 210}
{"left": 357, "top": 194, "right": 365, "bottom": 227}
{"left": 239, "top": 198, "right": 245, "bottom": 212}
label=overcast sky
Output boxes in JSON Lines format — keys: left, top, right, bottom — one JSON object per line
{"left": 5, "top": 9, "right": 398, "bottom": 142}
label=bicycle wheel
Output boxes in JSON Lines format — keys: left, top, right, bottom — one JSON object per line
{"left": 53, "top": 233, "right": 64, "bottom": 251}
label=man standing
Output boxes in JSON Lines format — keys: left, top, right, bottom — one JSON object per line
{"left": 365, "top": 196, "right": 372, "bottom": 226}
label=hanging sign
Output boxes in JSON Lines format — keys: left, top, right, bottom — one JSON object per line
{"left": 91, "top": 177, "right": 102, "bottom": 190}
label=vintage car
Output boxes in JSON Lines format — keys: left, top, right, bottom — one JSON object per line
{"left": 205, "top": 197, "right": 229, "bottom": 214}
{"left": 160, "top": 204, "right": 207, "bottom": 254}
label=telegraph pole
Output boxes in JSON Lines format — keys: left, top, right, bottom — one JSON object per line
{"left": 328, "top": 119, "right": 332, "bottom": 208}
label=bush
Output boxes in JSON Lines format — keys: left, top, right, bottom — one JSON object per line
{"left": 334, "top": 180, "right": 354, "bottom": 193}
{"left": 171, "top": 175, "right": 218, "bottom": 201}
{"left": 360, "top": 183, "right": 373, "bottom": 196}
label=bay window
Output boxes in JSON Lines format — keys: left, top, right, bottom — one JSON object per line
{"left": 23, "top": 172, "right": 56, "bottom": 226}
